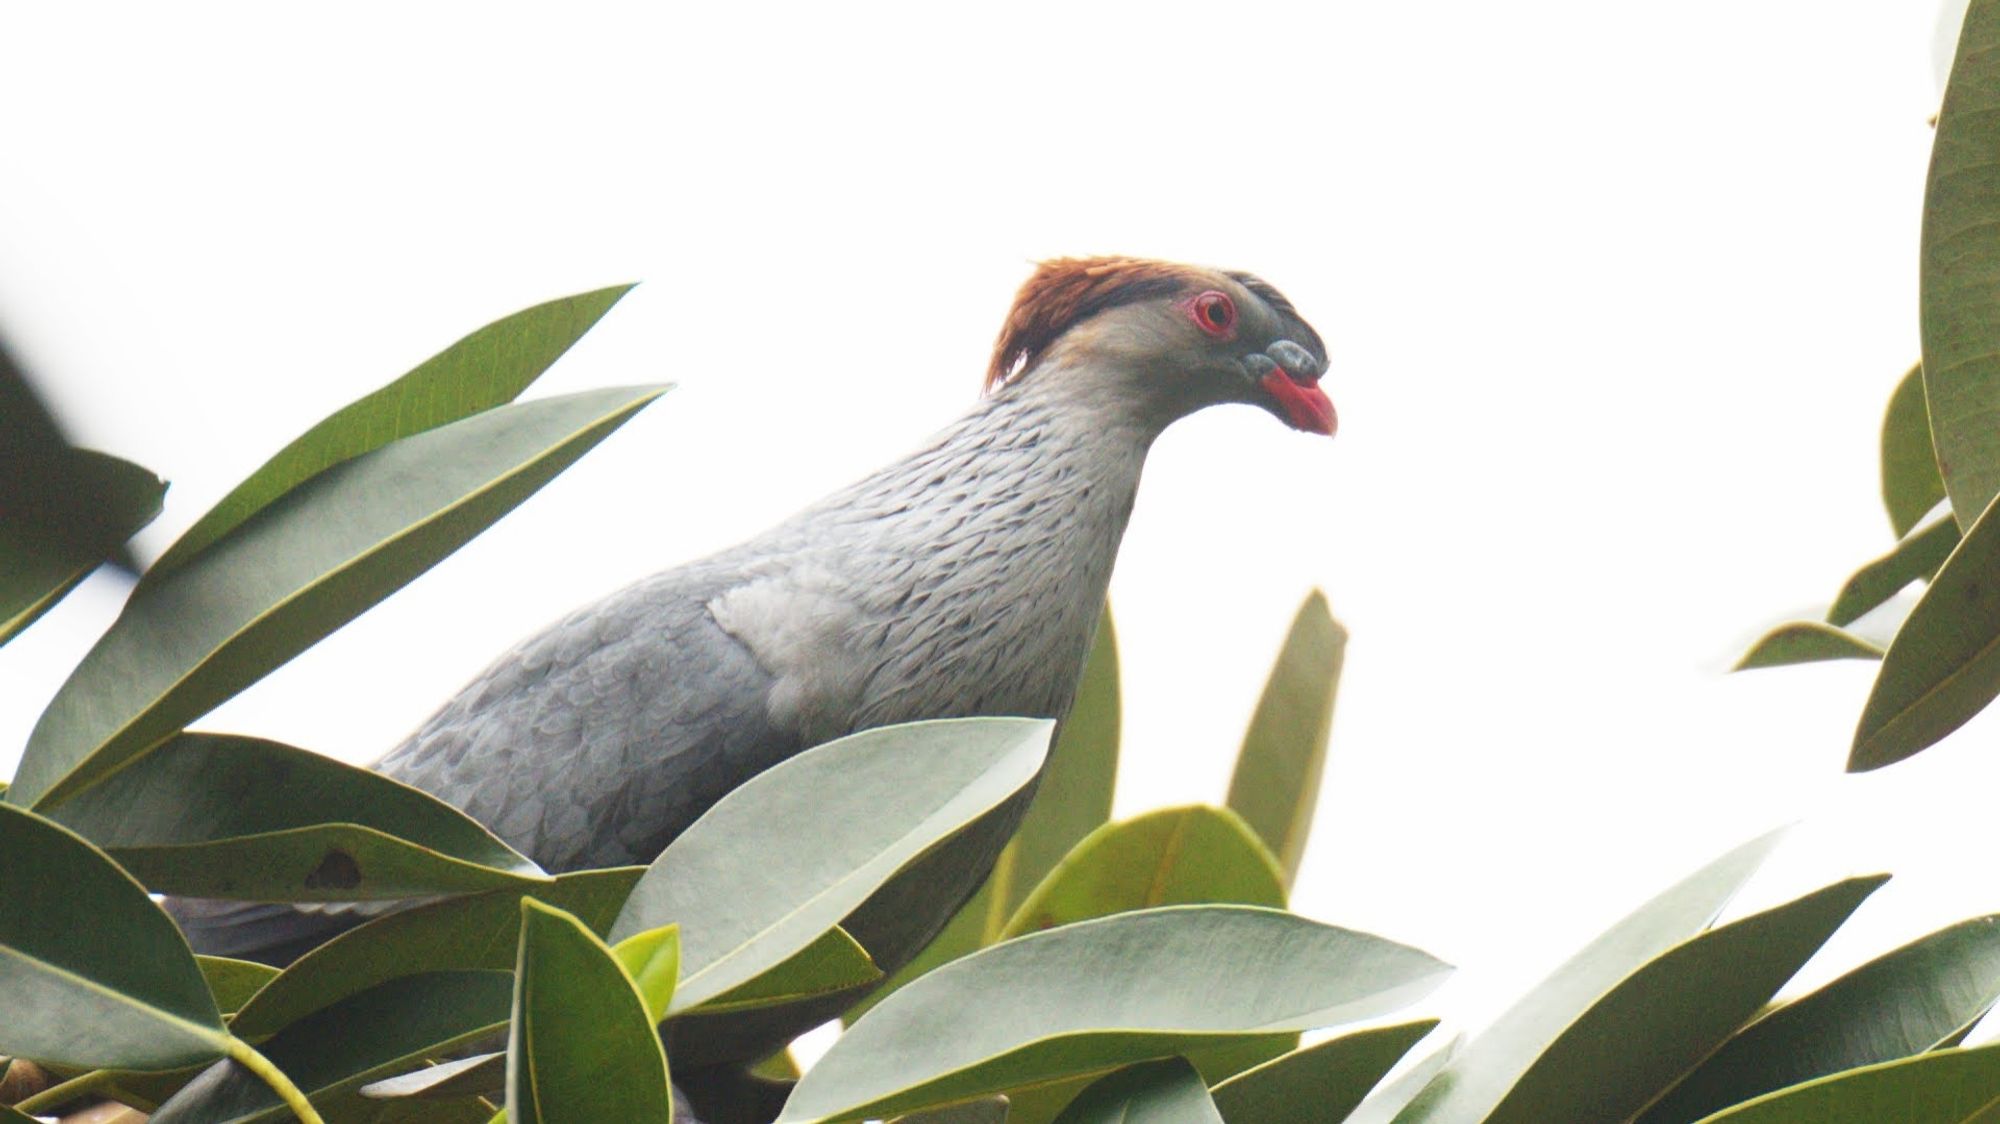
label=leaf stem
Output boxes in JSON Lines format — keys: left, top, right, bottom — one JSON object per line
{"left": 225, "top": 1037, "right": 326, "bottom": 1124}
{"left": 13, "top": 1069, "right": 113, "bottom": 1114}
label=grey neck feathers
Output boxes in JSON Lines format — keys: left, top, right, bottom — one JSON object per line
{"left": 716, "top": 357, "right": 1157, "bottom": 743}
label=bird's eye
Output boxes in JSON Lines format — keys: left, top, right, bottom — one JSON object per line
{"left": 1191, "top": 291, "right": 1236, "bottom": 337}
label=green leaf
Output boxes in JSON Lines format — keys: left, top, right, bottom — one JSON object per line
{"left": 1387, "top": 828, "right": 1785, "bottom": 1122}
{"left": 1208, "top": 1021, "right": 1437, "bottom": 1124}
{"left": 1695, "top": 1043, "right": 2000, "bottom": 1122}
{"left": 611, "top": 922, "right": 681, "bottom": 1024}
{"left": 694, "top": 925, "right": 880, "bottom": 1015}
{"left": 1052, "top": 1058, "right": 1221, "bottom": 1124}
{"left": 1924, "top": 0, "right": 2000, "bottom": 529}
{"left": 778, "top": 905, "right": 1451, "bottom": 1124}
{"left": 608, "top": 717, "right": 1053, "bottom": 1012}
{"left": 230, "top": 867, "right": 641, "bottom": 1038}
{"left": 0, "top": 802, "right": 227, "bottom": 1071}
{"left": 1345, "top": 1037, "right": 1461, "bottom": 1124}
{"left": 1400, "top": 875, "right": 1885, "bottom": 1124}
{"left": 998, "top": 805, "right": 1285, "bottom": 940}
{"left": 196, "top": 956, "right": 279, "bottom": 1016}
{"left": 145, "top": 285, "right": 633, "bottom": 582}
{"left": 1734, "top": 622, "right": 1883, "bottom": 671}
{"left": 1003, "top": 604, "right": 1122, "bottom": 918}
{"left": 508, "top": 899, "right": 673, "bottom": 1124}
{"left": 1884, "top": 364, "right": 1949, "bottom": 537}
{"left": 0, "top": 450, "right": 165, "bottom": 645}
{"left": 360, "top": 1053, "right": 507, "bottom": 1102}
{"left": 1828, "top": 517, "right": 1960, "bottom": 627}
{"left": 846, "top": 609, "right": 1124, "bottom": 1026}
{"left": 1852, "top": 485, "right": 2000, "bottom": 770}
{"left": 892, "top": 1098, "right": 1009, "bottom": 1124}
{"left": 151, "top": 970, "right": 512, "bottom": 1124}
{"left": 45, "top": 732, "right": 547, "bottom": 900}
{"left": 11, "top": 383, "right": 668, "bottom": 810}
{"left": 1225, "top": 591, "right": 1344, "bottom": 889}
{"left": 1637, "top": 915, "right": 2000, "bottom": 1123}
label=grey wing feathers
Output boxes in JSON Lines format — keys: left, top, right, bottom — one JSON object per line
{"left": 377, "top": 565, "right": 795, "bottom": 872}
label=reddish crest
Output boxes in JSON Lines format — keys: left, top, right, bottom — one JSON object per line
{"left": 985, "top": 257, "right": 1210, "bottom": 392}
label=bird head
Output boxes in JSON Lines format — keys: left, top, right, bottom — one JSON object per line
{"left": 985, "top": 257, "right": 1335, "bottom": 437}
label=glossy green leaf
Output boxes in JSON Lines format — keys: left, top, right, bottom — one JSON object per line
{"left": 1638, "top": 914, "right": 2000, "bottom": 1123}
{"left": 611, "top": 922, "right": 681, "bottom": 1024}
{"left": 47, "top": 732, "right": 546, "bottom": 899}
{"left": 0, "top": 802, "right": 227, "bottom": 1071}
{"left": 1734, "top": 622, "right": 1882, "bottom": 671}
{"left": 893, "top": 1099, "right": 1008, "bottom": 1124}
{"left": 1884, "top": 364, "right": 1949, "bottom": 537}
{"left": 1209, "top": 1021, "right": 1437, "bottom": 1124}
{"left": 694, "top": 925, "right": 879, "bottom": 1015}
{"left": 230, "top": 867, "right": 641, "bottom": 1038}
{"left": 847, "top": 611, "right": 1123, "bottom": 1026}
{"left": 1924, "top": 0, "right": 2000, "bottom": 528}
{"left": 1388, "top": 829, "right": 1784, "bottom": 1121}
{"left": 1345, "top": 1037, "right": 1462, "bottom": 1124}
{"left": 1401, "top": 874, "right": 1884, "bottom": 1124}
{"left": 508, "top": 899, "right": 673, "bottom": 1124}
{"left": 1828, "top": 517, "right": 1960, "bottom": 627}
{"left": 152, "top": 971, "right": 511, "bottom": 1124}
{"left": 12, "top": 384, "right": 669, "bottom": 810}
{"left": 1852, "top": 485, "right": 2000, "bottom": 770}
{"left": 146, "top": 285, "right": 633, "bottom": 582}
{"left": 1053, "top": 1058, "right": 1220, "bottom": 1124}
{"left": 1226, "top": 591, "right": 1344, "bottom": 889}
{"left": 609, "top": 717, "right": 1053, "bottom": 1012}
{"left": 196, "top": 957, "right": 278, "bottom": 1016}
{"left": 0, "top": 450, "right": 164, "bottom": 645}
{"left": 1697, "top": 1043, "right": 2000, "bottom": 1122}
{"left": 999, "top": 805, "right": 1284, "bottom": 940}
{"left": 360, "top": 1052, "right": 506, "bottom": 1102}
{"left": 1004, "top": 605, "right": 1121, "bottom": 918}
{"left": 778, "top": 905, "right": 1451, "bottom": 1124}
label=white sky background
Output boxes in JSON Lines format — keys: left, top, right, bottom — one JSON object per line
{"left": 0, "top": 1, "right": 1988, "bottom": 1045}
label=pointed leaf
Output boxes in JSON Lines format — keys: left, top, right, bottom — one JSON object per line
{"left": 1924, "top": 0, "right": 2000, "bottom": 528}
{"left": 146, "top": 285, "right": 633, "bottom": 581}
{"left": 1828, "top": 517, "right": 1960, "bottom": 627}
{"left": 693, "top": 925, "right": 879, "bottom": 1015}
{"left": 893, "top": 1098, "right": 1009, "bottom": 1124}
{"left": 46, "top": 733, "right": 546, "bottom": 899}
{"left": 778, "top": 905, "right": 1451, "bottom": 1124}
{"left": 0, "top": 450, "right": 164, "bottom": 645}
{"left": 196, "top": 957, "right": 278, "bottom": 1016}
{"left": 0, "top": 802, "right": 227, "bottom": 1071}
{"left": 1209, "top": 1021, "right": 1437, "bottom": 1124}
{"left": 152, "top": 970, "right": 512, "bottom": 1124}
{"left": 508, "top": 899, "right": 673, "bottom": 1124}
{"left": 1388, "top": 828, "right": 1786, "bottom": 1122}
{"left": 1053, "top": 1058, "right": 1220, "bottom": 1124}
{"left": 1697, "top": 1043, "right": 2000, "bottom": 1122}
{"left": 999, "top": 805, "right": 1284, "bottom": 940}
{"left": 609, "top": 717, "right": 1053, "bottom": 1011}
{"left": 1735, "top": 622, "right": 1882, "bottom": 671}
{"left": 1852, "top": 486, "right": 2000, "bottom": 770}
{"left": 1226, "top": 591, "right": 1344, "bottom": 888}
{"left": 1422, "top": 876, "right": 1884, "bottom": 1123}
{"left": 1004, "top": 605, "right": 1121, "bottom": 919}
{"left": 11, "top": 383, "right": 668, "bottom": 810}
{"left": 230, "top": 867, "right": 641, "bottom": 1038}
{"left": 1638, "top": 914, "right": 2000, "bottom": 1123}
{"left": 611, "top": 922, "right": 681, "bottom": 1024}
{"left": 1884, "top": 364, "right": 1949, "bottom": 537}
{"left": 361, "top": 1052, "right": 507, "bottom": 1102}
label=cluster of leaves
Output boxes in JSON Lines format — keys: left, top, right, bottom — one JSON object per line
{"left": 1738, "top": 0, "right": 2000, "bottom": 776}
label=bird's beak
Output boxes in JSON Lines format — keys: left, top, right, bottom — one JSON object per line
{"left": 1247, "top": 340, "right": 1336, "bottom": 437}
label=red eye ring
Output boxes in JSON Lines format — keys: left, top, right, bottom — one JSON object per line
{"left": 1190, "top": 290, "right": 1236, "bottom": 338}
